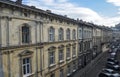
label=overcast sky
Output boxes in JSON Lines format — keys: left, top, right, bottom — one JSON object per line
{"left": 11, "top": 0, "right": 120, "bottom": 27}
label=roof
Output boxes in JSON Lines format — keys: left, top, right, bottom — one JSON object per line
{"left": 0, "top": 0, "right": 78, "bottom": 23}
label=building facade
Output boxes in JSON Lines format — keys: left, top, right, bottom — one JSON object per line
{"left": 0, "top": 0, "right": 113, "bottom": 77}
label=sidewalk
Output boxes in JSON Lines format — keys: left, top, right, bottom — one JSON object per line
{"left": 73, "top": 44, "right": 108, "bottom": 77}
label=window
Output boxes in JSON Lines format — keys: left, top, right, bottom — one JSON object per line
{"left": 79, "top": 43, "right": 82, "bottom": 53}
{"left": 59, "top": 49, "right": 64, "bottom": 62}
{"left": 60, "top": 69, "right": 64, "bottom": 77}
{"left": 72, "top": 29, "right": 76, "bottom": 40}
{"left": 79, "top": 29, "right": 82, "bottom": 39}
{"left": 49, "top": 51, "right": 55, "bottom": 65}
{"left": 22, "top": 58, "right": 31, "bottom": 76}
{"left": 79, "top": 59, "right": 82, "bottom": 66}
{"left": 58, "top": 28, "right": 64, "bottom": 41}
{"left": 72, "top": 46, "right": 76, "bottom": 57}
{"left": 50, "top": 73, "right": 55, "bottom": 77}
{"left": 66, "top": 48, "right": 70, "bottom": 59}
{"left": 22, "top": 25, "right": 30, "bottom": 43}
{"left": 66, "top": 29, "right": 70, "bottom": 40}
{"left": 67, "top": 65, "right": 71, "bottom": 76}
{"left": 49, "top": 27, "right": 55, "bottom": 42}
{"left": 73, "top": 62, "right": 76, "bottom": 72}
{"left": 23, "top": 12, "right": 30, "bottom": 17}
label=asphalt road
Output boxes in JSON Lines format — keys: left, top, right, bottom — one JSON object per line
{"left": 85, "top": 51, "right": 109, "bottom": 77}
{"left": 72, "top": 51, "right": 109, "bottom": 77}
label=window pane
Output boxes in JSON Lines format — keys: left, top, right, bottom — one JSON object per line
{"left": 27, "top": 64, "right": 30, "bottom": 73}
{"left": 22, "top": 58, "right": 31, "bottom": 75}
{"left": 23, "top": 65, "right": 26, "bottom": 74}
{"left": 22, "top": 26, "right": 30, "bottom": 43}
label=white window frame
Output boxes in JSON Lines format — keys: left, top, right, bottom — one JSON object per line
{"left": 60, "top": 69, "right": 64, "bottom": 77}
{"left": 22, "top": 57, "right": 31, "bottom": 77}
{"left": 59, "top": 28, "right": 64, "bottom": 41}
{"left": 66, "top": 29, "right": 70, "bottom": 40}
{"left": 67, "top": 65, "right": 71, "bottom": 76}
{"left": 49, "top": 27, "right": 55, "bottom": 42}
{"left": 73, "top": 62, "right": 76, "bottom": 72}
{"left": 72, "top": 46, "right": 76, "bottom": 57}
{"left": 66, "top": 47, "right": 71, "bottom": 60}
{"left": 49, "top": 51, "right": 55, "bottom": 66}
{"left": 72, "top": 29, "right": 76, "bottom": 40}
{"left": 59, "top": 49, "right": 64, "bottom": 62}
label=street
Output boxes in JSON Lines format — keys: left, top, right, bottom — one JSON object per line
{"left": 73, "top": 45, "right": 110, "bottom": 77}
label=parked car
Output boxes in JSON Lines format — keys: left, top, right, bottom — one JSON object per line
{"left": 102, "top": 68, "right": 120, "bottom": 77}
{"left": 106, "top": 63, "right": 120, "bottom": 71}
{"left": 107, "top": 58, "right": 119, "bottom": 65}
{"left": 110, "top": 52, "right": 117, "bottom": 58}
{"left": 98, "top": 72, "right": 112, "bottom": 77}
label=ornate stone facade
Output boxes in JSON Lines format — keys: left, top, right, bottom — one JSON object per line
{"left": 0, "top": 0, "right": 113, "bottom": 77}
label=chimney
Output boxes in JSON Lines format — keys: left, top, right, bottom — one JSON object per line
{"left": 16, "top": 0, "right": 22, "bottom": 4}
{"left": 46, "top": 10, "right": 51, "bottom": 13}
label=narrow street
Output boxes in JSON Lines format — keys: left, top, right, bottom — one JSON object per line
{"left": 73, "top": 45, "right": 110, "bottom": 77}
{"left": 85, "top": 51, "right": 109, "bottom": 77}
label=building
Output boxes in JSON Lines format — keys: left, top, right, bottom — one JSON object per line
{"left": 0, "top": 0, "right": 113, "bottom": 77}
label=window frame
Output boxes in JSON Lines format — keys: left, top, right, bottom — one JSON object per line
{"left": 22, "top": 57, "right": 32, "bottom": 77}
{"left": 66, "top": 28, "right": 70, "bottom": 40}
{"left": 72, "top": 46, "right": 76, "bottom": 57}
{"left": 66, "top": 47, "right": 71, "bottom": 60}
{"left": 49, "top": 27, "right": 55, "bottom": 42}
{"left": 49, "top": 50, "right": 55, "bottom": 66}
{"left": 58, "top": 49, "right": 64, "bottom": 62}
{"left": 58, "top": 28, "right": 64, "bottom": 41}
{"left": 60, "top": 69, "right": 64, "bottom": 77}
{"left": 72, "top": 29, "right": 76, "bottom": 40}
{"left": 21, "top": 25, "right": 31, "bottom": 44}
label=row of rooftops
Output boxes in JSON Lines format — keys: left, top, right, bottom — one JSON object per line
{"left": 0, "top": 0, "right": 113, "bottom": 31}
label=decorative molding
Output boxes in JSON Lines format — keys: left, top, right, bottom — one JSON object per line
{"left": 66, "top": 44, "right": 71, "bottom": 47}
{"left": 18, "top": 50, "right": 33, "bottom": 57}
{"left": 58, "top": 45, "right": 64, "bottom": 49}
{"left": 48, "top": 46, "right": 56, "bottom": 51}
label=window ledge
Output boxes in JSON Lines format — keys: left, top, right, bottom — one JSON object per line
{"left": 66, "top": 57, "right": 71, "bottom": 61}
{"left": 72, "top": 55, "right": 76, "bottom": 58}
{"left": 49, "top": 64, "right": 56, "bottom": 68}
{"left": 73, "top": 69, "right": 76, "bottom": 72}
{"left": 23, "top": 73, "right": 33, "bottom": 77}
{"left": 67, "top": 73, "right": 71, "bottom": 76}
{"left": 58, "top": 60, "right": 64, "bottom": 64}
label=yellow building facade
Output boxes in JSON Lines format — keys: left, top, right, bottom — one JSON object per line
{"left": 0, "top": 0, "right": 113, "bottom": 77}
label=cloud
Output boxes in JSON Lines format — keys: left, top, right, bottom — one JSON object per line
{"left": 106, "top": 0, "right": 120, "bottom": 6}
{"left": 11, "top": 0, "right": 120, "bottom": 27}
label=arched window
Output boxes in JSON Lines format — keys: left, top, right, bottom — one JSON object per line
{"left": 72, "top": 29, "right": 76, "bottom": 40}
{"left": 58, "top": 28, "right": 64, "bottom": 41}
{"left": 49, "top": 27, "right": 55, "bottom": 42}
{"left": 66, "top": 28, "right": 70, "bottom": 40}
{"left": 22, "top": 25, "right": 30, "bottom": 43}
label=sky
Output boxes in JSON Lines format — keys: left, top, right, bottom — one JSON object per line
{"left": 11, "top": 0, "right": 120, "bottom": 27}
